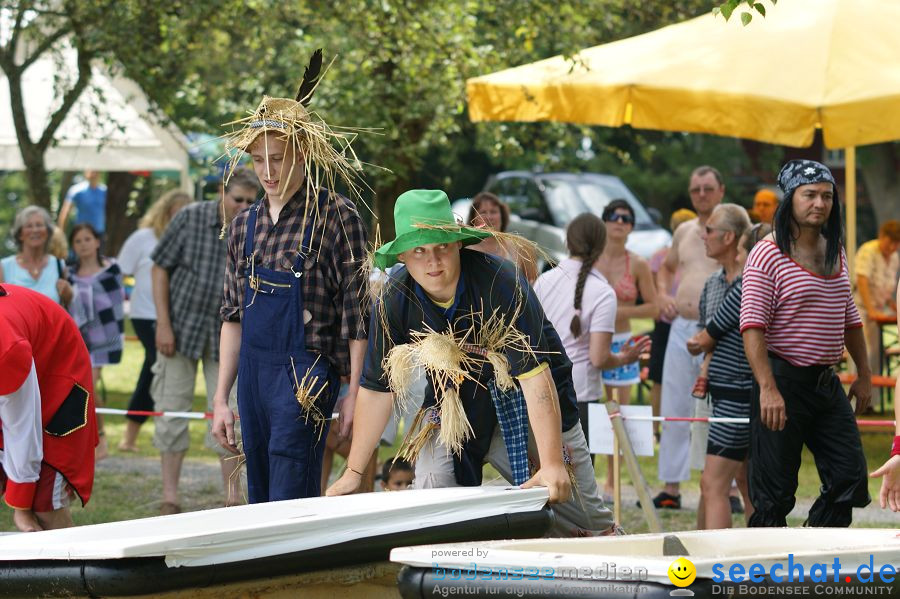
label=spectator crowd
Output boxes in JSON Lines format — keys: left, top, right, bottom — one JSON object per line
{"left": 2, "top": 122, "right": 899, "bottom": 533}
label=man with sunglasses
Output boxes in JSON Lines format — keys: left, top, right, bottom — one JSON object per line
{"left": 149, "top": 166, "right": 259, "bottom": 515}
{"left": 651, "top": 166, "right": 723, "bottom": 509}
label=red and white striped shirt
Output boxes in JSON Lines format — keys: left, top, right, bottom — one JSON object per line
{"left": 740, "top": 240, "right": 862, "bottom": 367}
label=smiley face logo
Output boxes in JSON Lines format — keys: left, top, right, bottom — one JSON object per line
{"left": 668, "top": 557, "right": 696, "bottom": 587}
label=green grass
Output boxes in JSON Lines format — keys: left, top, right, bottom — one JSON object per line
{"left": 97, "top": 332, "right": 218, "bottom": 462}
{"left": 0, "top": 329, "right": 219, "bottom": 531}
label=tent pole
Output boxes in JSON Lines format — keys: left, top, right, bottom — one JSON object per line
{"left": 845, "top": 147, "right": 857, "bottom": 279}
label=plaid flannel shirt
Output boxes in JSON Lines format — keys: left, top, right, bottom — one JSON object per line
{"left": 698, "top": 268, "right": 733, "bottom": 327}
{"left": 488, "top": 380, "right": 530, "bottom": 485}
{"left": 221, "top": 189, "right": 369, "bottom": 376}
{"left": 152, "top": 201, "right": 227, "bottom": 361}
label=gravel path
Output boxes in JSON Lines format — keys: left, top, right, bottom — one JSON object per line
{"left": 611, "top": 484, "right": 898, "bottom": 526}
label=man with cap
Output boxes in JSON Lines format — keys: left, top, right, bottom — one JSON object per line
{"left": 326, "top": 189, "right": 615, "bottom": 537}
{"left": 0, "top": 284, "right": 97, "bottom": 532}
{"left": 741, "top": 159, "right": 871, "bottom": 527}
{"left": 212, "top": 51, "right": 370, "bottom": 503}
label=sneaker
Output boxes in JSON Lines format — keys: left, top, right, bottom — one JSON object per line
{"left": 636, "top": 491, "right": 682, "bottom": 510}
{"left": 729, "top": 495, "right": 745, "bottom": 514}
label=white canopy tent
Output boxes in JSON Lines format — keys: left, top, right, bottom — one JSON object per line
{"left": 0, "top": 44, "right": 190, "bottom": 187}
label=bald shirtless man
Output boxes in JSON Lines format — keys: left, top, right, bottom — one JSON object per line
{"left": 651, "top": 166, "right": 723, "bottom": 509}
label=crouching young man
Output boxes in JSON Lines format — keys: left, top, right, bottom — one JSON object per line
{"left": 327, "top": 189, "right": 615, "bottom": 536}
{"left": 1, "top": 284, "right": 98, "bottom": 532}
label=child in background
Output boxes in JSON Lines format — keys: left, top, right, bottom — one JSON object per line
{"left": 68, "top": 223, "right": 125, "bottom": 462}
{"left": 381, "top": 457, "right": 414, "bottom": 491}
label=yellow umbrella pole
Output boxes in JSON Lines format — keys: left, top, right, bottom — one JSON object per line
{"left": 846, "top": 147, "right": 857, "bottom": 279}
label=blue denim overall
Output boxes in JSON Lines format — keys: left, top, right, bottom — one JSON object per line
{"left": 237, "top": 195, "right": 339, "bottom": 503}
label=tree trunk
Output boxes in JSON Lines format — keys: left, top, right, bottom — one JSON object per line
{"left": 56, "top": 171, "right": 77, "bottom": 213}
{"left": 19, "top": 146, "right": 53, "bottom": 210}
{"left": 373, "top": 179, "right": 412, "bottom": 244}
{"left": 1, "top": 16, "right": 89, "bottom": 212}
{"left": 104, "top": 172, "right": 143, "bottom": 257}
{"left": 858, "top": 143, "right": 900, "bottom": 234}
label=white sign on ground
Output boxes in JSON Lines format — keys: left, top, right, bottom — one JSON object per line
{"left": 587, "top": 404, "right": 654, "bottom": 457}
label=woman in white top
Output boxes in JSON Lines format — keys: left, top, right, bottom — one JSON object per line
{"left": 534, "top": 213, "right": 648, "bottom": 498}
{"left": 115, "top": 190, "right": 192, "bottom": 452}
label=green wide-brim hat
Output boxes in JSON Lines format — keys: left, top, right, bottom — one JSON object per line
{"left": 374, "top": 189, "right": 491, "bottom": 269}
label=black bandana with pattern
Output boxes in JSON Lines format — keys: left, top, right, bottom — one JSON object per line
{"left": 777, "top": 159, "right": 836, "bottom": 202}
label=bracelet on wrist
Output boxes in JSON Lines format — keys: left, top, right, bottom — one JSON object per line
{"left": 346, "top": 464, "right": 364, "bottom": 476}
{"left": 891, "top": 435, "right": 900, "bottom": 458}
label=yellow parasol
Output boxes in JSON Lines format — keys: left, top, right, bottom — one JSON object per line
{"left": 467, "top": 0, "right": 900, "bottom": 270}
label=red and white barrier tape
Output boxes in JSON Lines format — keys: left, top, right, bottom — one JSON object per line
{"left": 97, "top": 408, "right": 210, "bottom": 420}
{"left": 622, "top": 415, "right": 895, "bottom": 427}
{"left": 95, "top": 408, "right": 341, "bottom": 420}
{"left": 95, "top": 408, "right": 894, "bottom": 428}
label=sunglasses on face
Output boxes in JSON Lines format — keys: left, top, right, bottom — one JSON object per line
{"left": 704, "top": 225, "right": 730, "bottom": 235}
{"left": 605, "top": 213, "right": 634, "bottom": 225}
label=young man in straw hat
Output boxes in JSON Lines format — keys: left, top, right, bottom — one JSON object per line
{"left": 327, "top": 189, "right": 616, "bottom": 537}
{"left": 211, "top": 51, "right": 370, "bottom": 503}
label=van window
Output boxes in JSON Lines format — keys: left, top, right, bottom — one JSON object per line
{"left": 492, "top": 177, "right": 548, "bottom": 222}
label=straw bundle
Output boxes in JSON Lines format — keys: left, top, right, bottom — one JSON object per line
{"left": 468, "top": 303, "right": 547, "bottom": 391}
{"left": 396, "top": 408, "right": 440, "bottom": 464}
{"left": 289, "top": 356, "right": 328, "bottom": 439}
{"left": 383, "top": 326, "right": 481, "bottom": 455}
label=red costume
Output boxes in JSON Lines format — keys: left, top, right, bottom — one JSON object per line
{"left": 0, "top": 284, "right": 97, "bottom": 509}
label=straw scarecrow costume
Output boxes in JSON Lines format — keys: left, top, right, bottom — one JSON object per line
{"left": 0, "top": 284, "right": 98, "bottom": 526}
{"left": 331, "top": 189, "right": 615, "bottom": 537}
{"left": 216, "top": 50, "right": 370, "bottom": 503}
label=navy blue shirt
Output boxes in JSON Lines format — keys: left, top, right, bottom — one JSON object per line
{"left": 362, "top": 249, "right": 579, "bottom": 484}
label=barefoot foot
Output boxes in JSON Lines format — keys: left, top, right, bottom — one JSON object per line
{"left": 13, "top": 509, "right": 43, "bottom": 532}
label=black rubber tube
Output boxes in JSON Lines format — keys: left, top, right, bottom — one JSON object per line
{"left": 0, "top": 508, "right": 551, "bottom": 597}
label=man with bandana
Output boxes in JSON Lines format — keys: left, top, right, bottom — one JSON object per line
{"left": 741, "top": 159, "right": 871, "bottom": 527}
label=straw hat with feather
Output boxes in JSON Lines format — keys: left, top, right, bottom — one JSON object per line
{"left": 220, "top": 49, "right": 367, "bottom": 208}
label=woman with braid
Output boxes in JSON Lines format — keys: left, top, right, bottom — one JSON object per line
{"left": 534, "top": 213, "right": 648, "bottom": 493}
